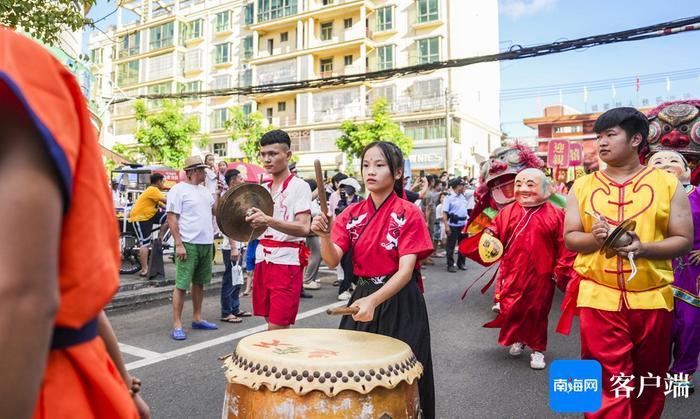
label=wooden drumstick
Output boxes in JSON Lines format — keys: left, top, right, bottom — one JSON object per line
{"left": 326, "top": 306, "right": 360, "bottom": 316}
{"left": 314, "top": 160, "right": 329, "bottom": 216}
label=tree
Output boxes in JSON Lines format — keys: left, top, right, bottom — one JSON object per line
{"left": 0, "top": 1, "right": 96, "bottom": 46}
{"left": 337, "top": 98, "right": 413, "bottom": 162}
{"left": 133, "top": 99, "right": 200, "bottom": 167}
{"left": 226, "top": 107, "right": 274, "bottom": 163}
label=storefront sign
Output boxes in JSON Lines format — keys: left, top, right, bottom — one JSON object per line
{"left": 408, "top": 147, "right": 446, "bottom": 170}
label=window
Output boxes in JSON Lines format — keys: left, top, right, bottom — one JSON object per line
{"left": 183, "top": 19, "right": 203, "bottom": 41}
{"left": 149, "top": 22, "right": 174, "bottom": 51}
{"left": 370, "top": 84, "right": 396, "bottom": 103}
{"left": 417, "top": 37, "right": 440, "bottom": 64}
{"left": 242, "top": 103, "right": 252, "bottom": 115}
{"left": 344, "top": 18, "right": 353, "bottom": 29}
{"left": 211, "top": 75, "right": 231, "bottom": 90}
{"left": 243, "top": 36, "right": 254, "bottom": 59}
{"left": 214, "top": 43, "right": 232, "bottom": 64}
{"left": 90, "top": 48, "right": 103, "bottom": 64}
{"left": 212, "top": 109, "right": 229, "bottom": 130}
{"left": 377, "top": 6, "right": 393, "bottom": 32}
{"left": 244, "top": 3, "right": 254, "bottom": 25}
{"left": 417, "top": 0, "right": 439, "bottom": 23}
{"left": 118, "top": 32, "right": 140, "bottom": 58}
{"left": 378, "top": 45, "right": 394, "bottom": 70}
{"left": 213, "top": 142, "right": 227, "bottom": 157}
{"left": 281, "top": 32, "right": 288, "bottom": 42}
{"left": 278, "top": 101, "right": 286, "bottom": 112}
{"left": 553, "top": 125, "right": 583, "bottom": 134}
{"left": 215, "top": 11, "right": 232, "bottom": 32}
{"left": 266, "top": 108, "right": 273, "bottom": 124}
{"left": 117, "top": 61, "right": 139, "bottom": 85}
{"left": 184, "top": 49, "right": 202, "bottom": 72}
{"left": 413, "top": 78, "right": 443, "bottom": 98}
{"left": 404, "top": 119, "right": 446, "bottom": 141}
{"left": 258, "top": 0, "right": 298, "bottom": 23}
{"left": 320, "top": 22, "right": 333, "bottom": 41}
{"left": 344, "top": 55, "right": 353, "bottom": 66}
{"left": 180, "top": 80, "right": 202, "bottom": 93}
{"left": 322, "top": 0, "right": 333, "bottom": 5}
{"left": 147, "top": 54, "right": 172, "bottom": 81}
{"left": 267, "top": 39, "right": 274, "bottom": 55}
{"left": 320, "top": 58, "right": 333, "bottom": 76}
{"left": 147, "top": 82, "right": 171, "bottom": 107}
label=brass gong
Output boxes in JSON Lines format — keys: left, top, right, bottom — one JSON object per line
{"left": 217, "top": 183, "right": 273, "bottom": 242}
{"left": 599, "top": 219, "right": 637, "bottom": 259}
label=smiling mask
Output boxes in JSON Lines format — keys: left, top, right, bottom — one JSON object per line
{"left": 514, "top": 168, "right": 552, "bottom": 208}
{"left": 648, "top": 150, "right": 690, "bottom": 184}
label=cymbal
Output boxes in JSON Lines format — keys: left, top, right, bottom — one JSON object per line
{"left": 600, "top": 219, "right": 637, "bottom": 259}
{"left": 217, "top": 183, "right": 273, "bottom": 242}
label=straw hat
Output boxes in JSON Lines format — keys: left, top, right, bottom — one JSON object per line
{"left": 183, "top": 155, "right": 209, "bottom": 171}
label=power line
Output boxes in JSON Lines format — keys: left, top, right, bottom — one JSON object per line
{"left": 110, "top": 14, "right": 700, "bottom": 104}
{"left": 501, "top": 68, "right": 700, "bottom": 95}
{"left": 501, "top": 68, "right": 700, "bottom": 100}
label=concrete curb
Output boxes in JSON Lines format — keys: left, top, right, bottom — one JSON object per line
{"left": 107, "top": 271, "right": 337, "bottom": 312}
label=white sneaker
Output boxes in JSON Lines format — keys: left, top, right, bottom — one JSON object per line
{"left": 338, "top": 291, "right": 352, "bottom": 301}
{"left": 491, "top": 302, "right": 500, "bottom": 313}
{"left": 303, "top": 281, "right": 321, "bottom": 290}
{"left": 530, "top": 351, "right": 546, "bottom": 370}
{"left": 509, "top": 343, "right": 525, "bottom": 357}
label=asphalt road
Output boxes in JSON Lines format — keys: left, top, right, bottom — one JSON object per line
{"left": 110, "top": 260, "right": 700, "bottom": 418}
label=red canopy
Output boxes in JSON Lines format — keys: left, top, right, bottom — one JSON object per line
{"left": 227, "top": 162, "right": 269, "bottom": 183}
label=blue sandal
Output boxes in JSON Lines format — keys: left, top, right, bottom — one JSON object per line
{"left": 170, "top": 327, "right": 186, "bottom": 340}
{"left": 191, "top": 320, "right": 218, "bottom": 330}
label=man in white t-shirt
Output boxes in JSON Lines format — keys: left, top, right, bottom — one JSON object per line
{"left": 245, "top": 130, "right": 312, "bottom": 330}
{"left": 166, "top": 155, "right": 222, "bottom": 340}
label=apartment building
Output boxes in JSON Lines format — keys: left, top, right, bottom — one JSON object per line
{"left": 89, "top": 0, "right": 501, "bottom": 176}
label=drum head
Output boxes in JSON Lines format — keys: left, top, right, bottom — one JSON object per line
{"left": 217, "top": 183, "right": 273, "bottom": 242}
{"left": 223, "top": 328, "right": 423, "bottom": 397}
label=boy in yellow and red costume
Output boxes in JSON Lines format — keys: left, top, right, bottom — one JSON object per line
{"left": 561, "top": 107, "right": 693, "bottom": 419}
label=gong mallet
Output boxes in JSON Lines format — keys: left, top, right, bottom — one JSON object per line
{"left": 314, "top": 159, "right": 329, "bottom": 216}
{"left": 326, "top": 306, "right": 360, "bottom": 316}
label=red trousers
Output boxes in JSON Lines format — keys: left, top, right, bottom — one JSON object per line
{"left": 579, "top": 306, "right": 672, "bottom": 419}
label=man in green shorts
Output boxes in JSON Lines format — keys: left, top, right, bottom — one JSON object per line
{"left": 166, "top": 156, "right": 223, "bottom": 340}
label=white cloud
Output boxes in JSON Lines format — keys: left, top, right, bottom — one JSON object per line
{"left": 500, "top": 0, "right": 557, "bottom": 20}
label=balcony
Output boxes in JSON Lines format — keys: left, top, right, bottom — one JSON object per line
{"left": 370, "top": 94, "right": 447, "bottom": 116}
{"left": 267, "top": 115, "right": 297, "bottom": 127}
{"left": 318, "top": 64, "right": 362, "bottom": 78}
{"left": 251, "top": 0, "right": 371, "bottom": 33}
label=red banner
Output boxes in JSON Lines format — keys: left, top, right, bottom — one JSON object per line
{"left": 569, "top": 143, "right": 583, "bottom": 166}
{"left": 547, "top": 140, "right": 570, "bottom": 168}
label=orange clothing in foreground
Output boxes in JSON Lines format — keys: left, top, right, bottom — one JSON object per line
{"left": 0, "top": 28, "right": 136, "bottom": 418}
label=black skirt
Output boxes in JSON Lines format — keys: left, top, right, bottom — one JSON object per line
{"left": 339, "top": 274, "right": 435, "bottom": 419}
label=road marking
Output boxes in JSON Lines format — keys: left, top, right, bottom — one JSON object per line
{"left": 118, "top": 343, "right": 161, "bottom": 359}
{"left": 125, "top": 300, "right": 346, "bottom": 371}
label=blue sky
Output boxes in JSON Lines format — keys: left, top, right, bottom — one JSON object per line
{"left": 85, "top": 0, "right": 700, "bottom": 137}
{"left": 498, "top": 0, "right": 700, "bottom": 136}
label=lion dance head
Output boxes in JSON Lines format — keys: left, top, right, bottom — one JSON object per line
{"left": 645, "top": 100, "right": 700, "bottom": 185}
{"left": 466, "top": 143, "right": 545, "bottom": 234}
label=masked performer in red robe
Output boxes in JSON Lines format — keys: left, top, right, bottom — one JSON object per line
{"left": 459, "top": 144, "right": 566, "bottom": 312}
{"left": 313, "top": 141, "right": 435, "bottom": 418}
{"left": 481, "top": 169, "right": 575, "bottom": 370}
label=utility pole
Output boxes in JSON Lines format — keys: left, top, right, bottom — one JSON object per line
{"left": 445, "top": 88, "right": 453, "bottom": 173}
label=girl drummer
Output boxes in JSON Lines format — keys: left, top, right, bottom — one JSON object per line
{"left": 312, "top": 141, "right": 435, "bottom": 418}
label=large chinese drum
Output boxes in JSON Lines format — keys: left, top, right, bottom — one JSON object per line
{"left": 222, "top": 328, "right": 423, "bottom": 418}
